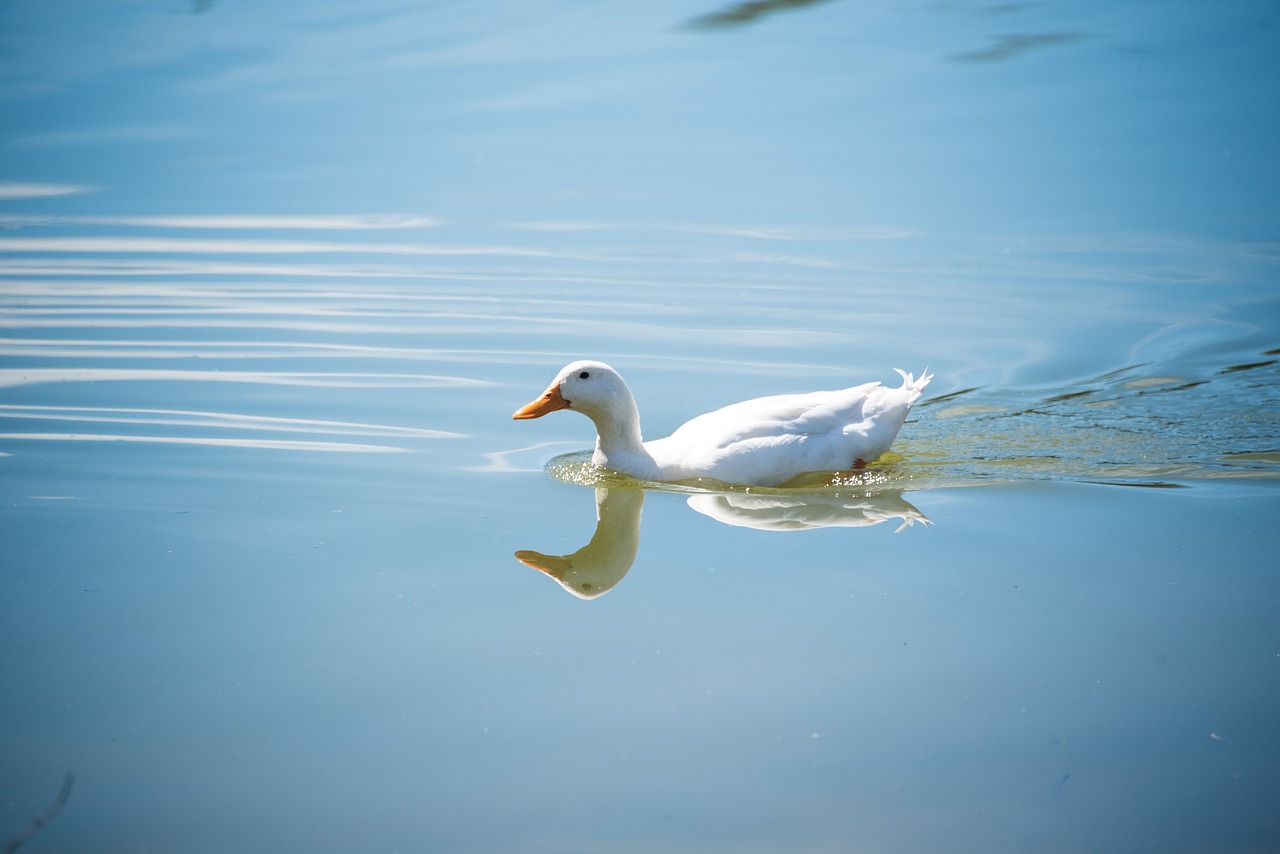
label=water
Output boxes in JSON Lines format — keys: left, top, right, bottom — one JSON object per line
{"left": 3, "top": 1, "right": 1279, "bottom": 852}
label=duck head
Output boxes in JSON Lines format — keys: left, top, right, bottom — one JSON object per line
{"left": 512, "top": 360, "right": 632, "bottom": 422}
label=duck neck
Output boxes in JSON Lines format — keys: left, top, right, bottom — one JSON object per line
{"left": 589, "top": 394, "right": 649, "bottom": 471}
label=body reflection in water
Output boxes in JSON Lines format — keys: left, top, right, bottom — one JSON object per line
{"left": 686, "top": 491, "right": 927, "bottom": 532}
{"left": 515, "top": 485, "right": 927, "bottom": 599}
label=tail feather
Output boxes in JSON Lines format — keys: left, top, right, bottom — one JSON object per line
{"left": 892, "top": 367, "right": 933, "bottom": 401}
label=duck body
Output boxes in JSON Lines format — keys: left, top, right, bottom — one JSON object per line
{"left": 513, "top": 360, "right": 931, "bottom": 487}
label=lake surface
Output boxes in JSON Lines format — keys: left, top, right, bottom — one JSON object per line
{"left": 2, "top": 1, "right": 1278, "bottom": 852}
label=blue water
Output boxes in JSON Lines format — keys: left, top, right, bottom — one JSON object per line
{"left": 2, "top": 1, "right": 1279, "bottom": 852}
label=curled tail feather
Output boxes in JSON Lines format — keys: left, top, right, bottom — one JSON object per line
{"left": 892, "top": 367, "right": 933, "bottom": 403}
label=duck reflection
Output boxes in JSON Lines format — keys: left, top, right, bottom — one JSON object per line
{"left": 515, "top": 486, "right": 927, "bottom": 599}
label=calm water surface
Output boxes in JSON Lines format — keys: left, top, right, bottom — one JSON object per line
{"left": 3, "top": 1, "right": 1279, "bottom": 852}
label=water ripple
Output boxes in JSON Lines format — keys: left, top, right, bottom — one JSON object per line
{"left": 3, "top": 212, "right": 1276, "bottom": 479}
{"left": 0, "top": 404, "right": 462, "bottom": 439}
{"left": 0, "top": 214, "right": 442, "bottom": 230}
{"left": 0, "top": 433, "right": 409, "bottom": 453}
{"left": 0, "top": 368, "right": 489, "bottom": 389}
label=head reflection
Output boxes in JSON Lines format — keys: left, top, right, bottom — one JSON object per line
{"left": 515, "top": 487, "right": 643, "bottom": 600}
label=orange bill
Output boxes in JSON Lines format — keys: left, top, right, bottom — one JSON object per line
{"left": 512, "top": 382, "right": 569, "bottom": 419}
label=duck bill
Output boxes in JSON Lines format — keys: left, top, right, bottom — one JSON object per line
{"left": 512, "top": 382, "right": 569, "bottom": 420}
{"left": 514, "top": 549, "right": 572, "bottom": 579}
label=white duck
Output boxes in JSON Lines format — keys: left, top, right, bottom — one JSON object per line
{"left": 513, "top": 360, "right": 931, "bottom": 487}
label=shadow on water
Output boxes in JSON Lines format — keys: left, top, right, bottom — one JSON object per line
{"left": 686, "top": 0, "right": 1091, "bottom": 68}
{"left": 2, "top": 773, "right": 73, "bottom": 854}
{"left": 683, "top": 0, "right": 836, "bottom": 30}
{"left": 950, "top": 32, "right": 1091, "bottom": 63}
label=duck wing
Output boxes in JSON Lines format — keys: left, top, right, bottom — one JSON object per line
{"left": 647, "top": 373, "right": 930, "bottom": 486}
{"left": 643, "top": 383, "right": 878, "bottom": 483}
{"left": 665, "top": 382, "right": 878, "bottom": 443}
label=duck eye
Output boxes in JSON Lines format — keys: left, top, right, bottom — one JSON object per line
{"left": 578, "top": 371, "right": 590, "bottom": 379}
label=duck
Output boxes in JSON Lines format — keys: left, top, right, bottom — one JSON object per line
{"left": 512, "top": 360, "right": 931, "bottom": 487}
